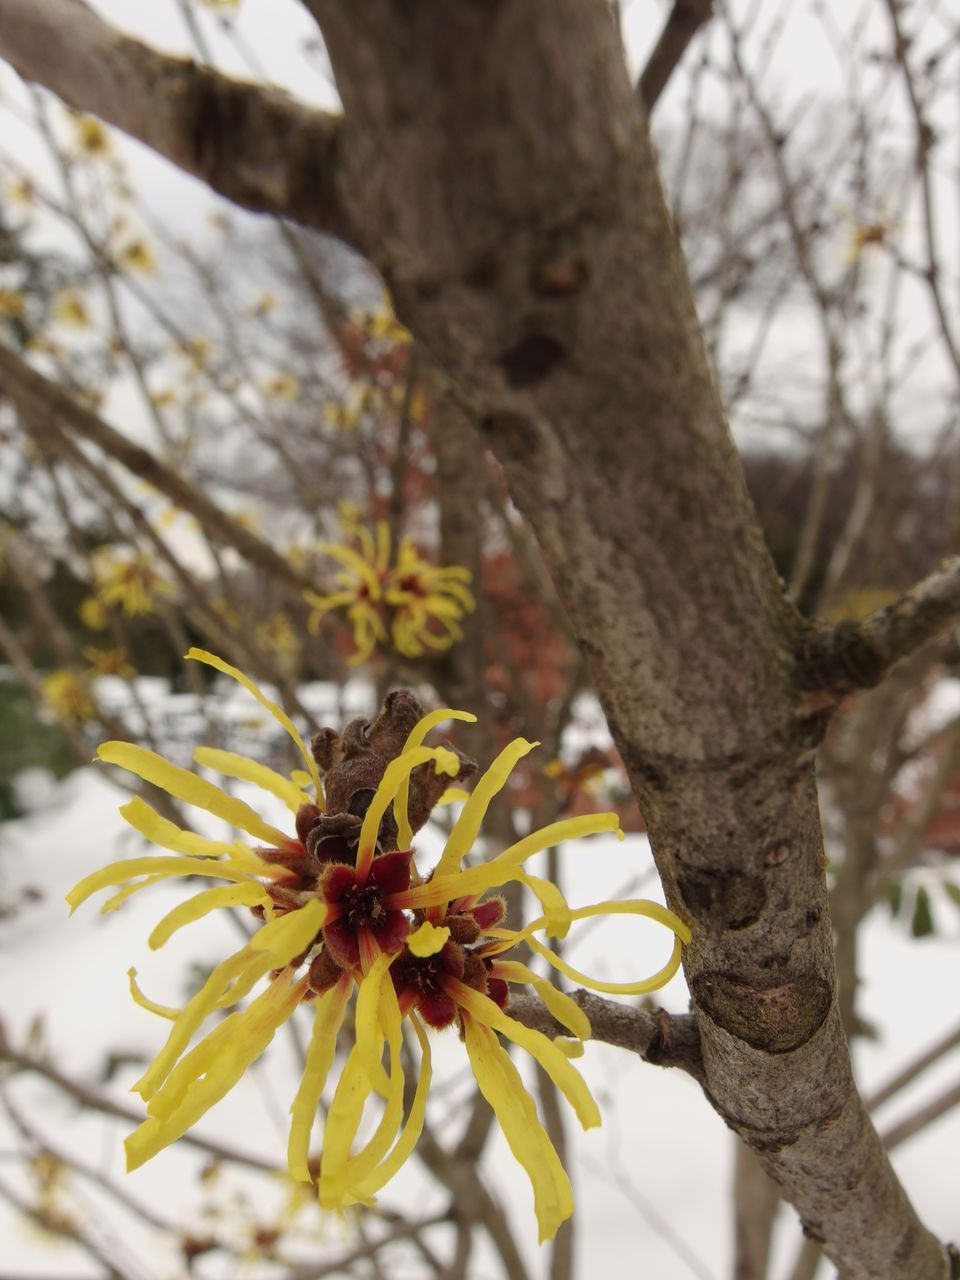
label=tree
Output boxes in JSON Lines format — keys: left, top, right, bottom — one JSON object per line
{"left": 1, "top": 2, "right": 958, "bottom": 1277}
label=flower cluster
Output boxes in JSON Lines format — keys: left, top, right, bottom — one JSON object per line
{"left": 305, "top": 520, "right": 476, "bottom": 665}
{"left": 69, "top": 651, "right": 690, "bottom": 1242}
{"left": 80, "top": 548, "right": 174, "bottom": 625}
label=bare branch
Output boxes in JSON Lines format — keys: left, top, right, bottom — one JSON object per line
{"left": 638, "top": 0, "right": 713, "bottom": 113}
{"left": 798, "top": 558, "right": 960, "bottom": 695}
{"left": 0, "top": 1043, "right": 283, "bottom": 1175}
{"left": 507, "top": 991, "right": 704, "bottom": 1083}
{"left": 882, "top": 1078, "right": 960, "bottom": 1152}
{"left": 0, "top": 0, "right": 350, "bottom": 236}
{"left": 867, "top": 1021, "right": 960, "bottom": 1113}
{"left": 0, "top": 345, "right": 317, "bottom": 600}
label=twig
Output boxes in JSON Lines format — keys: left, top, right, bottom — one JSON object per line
{"left": 0, "top": 346, "right": 317, "bottom": 600}
{"left": 287, "top": 1213, "right": 449, "bottom": 1280}
{"left": 507, "top": 991, "right": 704, "bottom": 1083}
{"left": 867, "top": 1020, "right": 960, "bottom": 1112}
{"left": 638, "top": 0, "right": 714, "bottom": 112}
{"left": 882, "top": 1077, "right": 960, "bottom": 1151}
{"left": 0, "top": 1045, "right": 283, "bottom": 1176}
{"left": 797, "top": 558, "right": 960, "bottom": 695}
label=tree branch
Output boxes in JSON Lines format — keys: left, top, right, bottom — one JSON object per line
{"left": 638, "top": 0, "right": 713, "bottom": 112}
{"left": 867, "top": 1020, "right": 960, "bottom": 1112}
{"left": 0, "top": 1041, "right": 282, "bottom": 1175}
{"left": 0, "top": 0, "right": 350, "bottom": 236}
{"left": 798, "top": 558, "right": 960, "bottom": 695}
{"left": 507, "top": 991, "right": 704, "bottom": 1083}
{"left": 0, "top": 345, "right": 318, "bottom": 600}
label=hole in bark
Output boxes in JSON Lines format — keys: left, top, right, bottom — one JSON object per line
{"left": 499, "top": 333, "right": 567, "bottom": 388}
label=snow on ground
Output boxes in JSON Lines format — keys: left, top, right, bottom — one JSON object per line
{"left": 0, "top": 689, "right": 957, "bottom": 1278}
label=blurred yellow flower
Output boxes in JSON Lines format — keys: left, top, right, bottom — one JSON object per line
{"left": 7, "top": 177, "right": 35, "bottom": 205}
{"left": 115, "top": 238, "right": 156, "bottom": 274}
{"left": 323, "top": 381, "right": 373, "bottom": 431}
{"left": 256, "top": 611, "right": 298, "bottom": 657}
{"left": 42, "top": 670, "right": 96, "bottom": 724}
{"left": 79, "top": 595, "right": 109, "bottom": 630}
{"left": 350, "top": 303, "right": 411, "bottom": 345}
{"left": 0, "top": 288, "right": 25, "bottom": 318}
{"left": 52, "top": 289, "right": 91, "bottom": 328}
{"left": 250, "top": 291, "right": 278, "bottom": 316}
{"left": 72, "top": 115, "right": 111, "bottom": 157}
{"left": 89, "top": 549, "right": 174, "bottom": 617}
{"left": 83, "top": 645, "right": 136, "bottom": 679}
{"left": 261, "top": 373, "right": 300, "bottom": 401}
{"left": 305, "top": 520, "right": 475, "bottom": 665}
{"left": 176, "top": 337, "right": 212, "bottom": 371}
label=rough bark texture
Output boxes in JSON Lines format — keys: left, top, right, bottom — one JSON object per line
{"left": 1, "top": 1, "right": 953, "bottom": 1275}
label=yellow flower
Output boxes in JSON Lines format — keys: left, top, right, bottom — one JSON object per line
{"left": 73, "top": 114, "right": 111, "bottom": 157}
{"left": 79, "top": 595, "right": 108, "bottom": 630}
{"left": 83, "top": 645, "right": 135, "bottom": 679}
{"left": 52, "top": 289, "right": 91, "bottom": 328}
{"left": 250, "top": 291, "right": 278, "bottom": 316}
{"left": 0, "top": 288, "right": 26, "bottom": 318}
{"left": 350, "top": 303, "right": 411, "bottom": 345}
{"left": 90, "top": 549, "right": 174, "bottom": 617}
{"left": 305, "top": 521, "right": 475, "bottom": 665}
{"left": 42, "top": 670, "right": 96, "bottom": 724}
{"left": 256, "top": 611, "right": 298, "bottom": 657}
{"left": 176, "top": 337, "right": 212, "bottom": 371}
{"left": 261, "top": 373, "right": 300, "bottom": 401}
{"left": 115, "top": 238, "right": 156, "bottom": 274}
{"left": 7, "top": 178, "right": 35, "bottom": 206}
{"left": 323, "top": 381, "right": 373, "bottom": 432}
{"left": 68, "top": 655, "right": 690, "bottom": 1243}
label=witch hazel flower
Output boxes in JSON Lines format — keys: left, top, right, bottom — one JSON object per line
{"left": 68, "top": 652, "right": 690, "bottom": 1243}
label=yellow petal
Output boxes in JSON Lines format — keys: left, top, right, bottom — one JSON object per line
{"left": 317, "top": 542, "right": 381, "bottom": 595}
{"left": 353, "top": 950, "right": 395, "bottom": 1096}
{"left": 491, "top": 961, "right": 591, "bottom": 1041}
{"left": 194, "top": 747, "right": 312, "bottom": 814}
{"left": 100, "top": 874, "right": 167, "bottom": 914}
{"left": 355, "top": 746, "right": 460, "bottom": 880}
{"left": 437, "top": 787, "right": 469, "bottom": 805}
{"left": 184, "top": 649, "right": 324, "bottom": 803}
{"left": 433, "top": 738, "right": 539, "bottom": 879}
{"left": 127, "top": 974, "right": 306, "bottom": 1169}
{"left": 317, "top": 1045, "right": 373, "bottom": 1202}
{"left": 326, "top": 983, "right": 405, "bottom": 1199}
{"left": 406, "top": 921, "right": 450, "bottom": 958}
{"left": 345, "top": 1011, "right": 432, "bottom": 1203}
{"left": 147, "top": 882, "right": 268, "bottom": 950}
{"left": 287, "top": 974, "right": 352, "bottom": 1180}
{"left": 526, "top": 931, "right": 684, "bottom": 996}
{"left": 135, "top": 903, "right": 325, "bottom": 1102}
{"left": 119, "top": 796, "right": 239, "bottom": 857}
{"left": 448, "top": 978, "right": 600, "bottom": 1130}
{"left": 98, "top": 741, "right": 292, "bottom": 848}
{"left": 67, "top": 856, "right": 262, "bottom": 915}
{"left": 517, "top": 869, "right": 572, "bottom": 940}
{"left": 405, "top": 813, "right": 624, "bottom": 910}
{"left": 462, "top": 1015, "right": 573, "bottom": 1243}
{"left": 128, "top": 967, "right": 180, "bottom": 1020}
{"left": 393, "top": 707, "right": 476, "bottom": 849}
